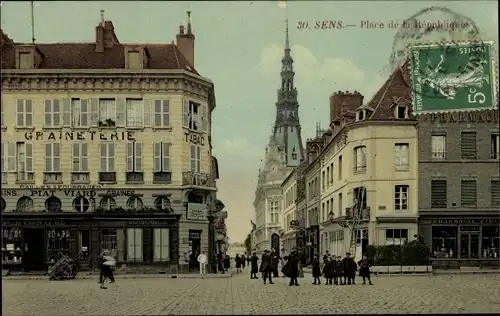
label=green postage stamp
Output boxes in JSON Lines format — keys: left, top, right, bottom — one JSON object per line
{"left": 410, "top": 42, "right": 497, "bottom": 114}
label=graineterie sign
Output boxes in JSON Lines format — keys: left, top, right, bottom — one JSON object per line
{"left": 25, "top": 131, "right": 136, "bottom": 141}
{"left": 3, "top": 220, "right": 67, "bottom": 226}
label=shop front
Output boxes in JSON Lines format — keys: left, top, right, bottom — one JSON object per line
{"left": 2, "top": 212, "right": 181, "bottom": 274}
{"left": 419, "top": 216, "right": 500, "bottom": 268}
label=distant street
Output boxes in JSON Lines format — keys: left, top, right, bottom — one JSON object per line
{"left": 3, "top": 272, "right": 500, "bottom": 315}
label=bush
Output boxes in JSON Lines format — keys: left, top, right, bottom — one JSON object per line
{"left": 367, "top": 243, "right": 429, "bottom": 266}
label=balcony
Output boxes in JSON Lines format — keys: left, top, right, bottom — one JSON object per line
{"left": 182, "top": 171, "right": 215, "bottom": 187}
{"left": 346, "top": 206, "right": 371, "bottom": 221}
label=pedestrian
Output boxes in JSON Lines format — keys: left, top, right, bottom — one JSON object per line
{"left": 323, "top": 256, "right": 335, "bottom": 285}
{"left": 279, "top": 248, "right": 287, "bottom": 278}
{"left": 312, "top": 254, "right": 322, "bottom": 285}
{"left": 241, "top": 254, "right": 246, "bottom": 269}
{"left": 342, "top": 252, "right": 357, "bottom": 285}
{"left": 323, "top": 250, "right": 330, "bottom": 266}
{"left": 284, "top": 248, "right": 299, "bottom": 286}
{"left": 235, "top": 254, "right": 242, "bottom": 273}
{"left": 217, "top": 252, "right": 224, "bottom": 274}
{"left": 297, "top": 248, "right": 304, "bottom": 278}
{"left": 270, "top": 248, "right": 280, "bottom": 278}
{"left": 358, "top": 254, "right": 374, "bottom": 285}
{"left": 259, "top": 250, "right": 274, "bottom": 284}
{"left": 333, "top": 255, "right": 343, "bottom": 285}
{"left": 246, "top": 255, "right": 251, "bottom": 266}
{"left": 99, "top": 250, "right": 115, "bottom": 289}
{"left": 250, "top": 252, "right": 259, "bottom": 279}
{"left": 224, "top": 255, "right": 231, "bottom": 272}
{"left": 197, "top": 251, "right": 207, "bottom": 278}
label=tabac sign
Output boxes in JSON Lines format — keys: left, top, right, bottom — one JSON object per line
{"left": 411, "top": 42, "right": 497, "bottom": 114}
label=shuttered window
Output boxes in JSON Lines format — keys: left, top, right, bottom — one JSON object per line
{"left": 461, "top": 132, "right": 477, "bottom": 159}
{"left": 460, "top": 180, "right": 477, "bottom": 207}
{"left": 491, "top": 180, "right": 500, "bottom": 207}
{"left": 431, "top": 180, "right": 447, "bottom": 208}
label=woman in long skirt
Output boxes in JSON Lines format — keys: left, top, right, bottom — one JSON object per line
{"left": 99, "top": 251, "right": 116, "bottom": 289}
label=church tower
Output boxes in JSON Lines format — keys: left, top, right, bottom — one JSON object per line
{"left": 272, "top": 19, "right": 305, "bottom": 166}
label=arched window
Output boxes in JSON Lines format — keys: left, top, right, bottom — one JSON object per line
{"left": 127, "top": 196, "right": 144, "bottom": 209}
{"left": 16, "top": 196, "right": 33, "bottom": 212}
{"left": 1, "top": 197, "right": 6, "bottom": 212}
{"left": 73, "top": 197, "right": 90, "bottom": 212}
{"left": 45, "top": 196, "right": 62, "bottom": 212}
{"left": 100, "top": 197, "right": 116, "bottom": 210}
{"left": 155, "top": 196, "right": 171, "bottom": 210}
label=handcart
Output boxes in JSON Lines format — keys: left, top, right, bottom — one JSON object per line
{"left": 47, "top": 252, "right": 81, "bottom": 281}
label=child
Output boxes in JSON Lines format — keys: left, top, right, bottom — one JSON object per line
{"left": 333, "top": 256, "right": 343, "bottom": 285}
{"left": 358, "top": 254, "right": 374, "bottom": 285}
{"left": 323, "top": 256, "right": 334, "bottom": 285}
{"left": 312, "top": 254, "right": 321, "bottom": 285}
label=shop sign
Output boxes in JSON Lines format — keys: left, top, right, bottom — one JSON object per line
{"left": 19, "top": 185, "right": 101, "bottom": 190}
{"left": 188, "top": 230, "right": 202, "bottom": 239}
{"left": 460, "top": 226, "right": 480, "bottom": 232}
{"left": 184, "top": 132, "right": 205, "bottom": 146}
{"left": 28, "top": 189, "right": 97, "bottom": 197}
{"left": 428, "top": 111, "right": 499, "bottom": 124}
{"left": 482, "top": 219, "right": 500, "bottom": 225}
{"left": 186, "top": 203, "right": 207, "bottom": 221}
{"left": 431, "top": 219, "right": 481, "bottom": 225}
{"left": 3, "top": 220, "right": 67, "bottom": 226}
{"left": 127, "top": 220, "right": 170, "bottom": 225}
{"left": 216, "top": 233, "right": 225, "bottom": 241}
{"left": 106, "top": 190, "right": 135, "bottom": 197}
{"left": 25, "top": 131, "right": 135, "bottom": 141}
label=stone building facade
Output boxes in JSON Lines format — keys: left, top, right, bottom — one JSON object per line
{"left": 1, "top": 12, "right": 220, "bottom": 273}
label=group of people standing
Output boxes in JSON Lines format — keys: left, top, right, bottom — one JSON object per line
{"left": 248, "top": 247, "right": 302, "bottom": 286}
{"left": 312, "top": 251, "right": 373, "bottom": 285}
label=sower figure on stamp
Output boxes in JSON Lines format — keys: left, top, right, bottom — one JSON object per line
{"left": 342, "top": 252, "right": 357, "bottom": 285}
{"left": 259, "top": 250, "right": 274, "bottom": 284}
{"left": 358, "top": 254, "right": 374, "bottom": 285}
{"left": 250, "top": 252, "right": 259, "bottom": 279}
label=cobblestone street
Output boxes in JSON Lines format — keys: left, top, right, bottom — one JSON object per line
{"left": 3, "top": 272, "right": 500, "bottom": 315}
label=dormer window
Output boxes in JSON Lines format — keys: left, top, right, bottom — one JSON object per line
{"left": 357, "top": 110, "right": 365, "bottom": 121}
{"left": 356, "top": 106, "right": 373, "bottom": 122}
{"left": 19, "top": 52, "right": 32, "bottom": 69}
{"left": 395, "top": 105, "right": 409, "bottom": 119}
{"left": 124, "top": 46, "right": 147, "bottom": 69}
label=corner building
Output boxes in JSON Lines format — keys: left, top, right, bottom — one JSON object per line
{"left": 1, "top": 13, "right": 219, "bottom": 273}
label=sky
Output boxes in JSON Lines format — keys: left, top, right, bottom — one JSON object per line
{"left": 1, "top": 1, "right": 498, "bottom": 243}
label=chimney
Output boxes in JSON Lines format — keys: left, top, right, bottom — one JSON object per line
{"left": 329, "top": 90, "right": 364, "bottom": 122}
{"left": 95, "top": 10, "right": 119, "bottom": 52}
{"left": 176, "top": 11, "right": 195, "bottom": 66}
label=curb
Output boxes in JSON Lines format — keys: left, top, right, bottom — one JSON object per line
{"left": 4, "top": 273, "right": 233, "bottom": 281}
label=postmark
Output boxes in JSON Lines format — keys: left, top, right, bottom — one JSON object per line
{"left": 411, "top": 41, "right": 497, "bottom": 114}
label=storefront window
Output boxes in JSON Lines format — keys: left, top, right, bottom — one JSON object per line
{"left": 46, "top": 229, "right": 70, "bottom": 263}
{"left": 482, "top": 226, "right": 499, "bottom": 259}
{"left": 101, "top": 229, "right": 117, "bottom": 258}
{"left": 432, "top": 226, "right": 458, "bottom": 258}
{"left": 127, "top": 228, "right": 143, "bottom": 262}
{"left": 2, "top": 228, "right": 23, "bottom": 265}
{"left": 153, "top": 228, "right": 170, "bottom": 262}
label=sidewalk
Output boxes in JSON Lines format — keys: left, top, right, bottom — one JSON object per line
{"left": 4, "top": 271, "right": 232, "bottom": 281}
{"left": 302, "top": 267, "right": 499, "bottom": 276}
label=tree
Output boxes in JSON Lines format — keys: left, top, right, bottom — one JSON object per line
{"left": 244, "top": 233, "right": 252, "bottom": 255}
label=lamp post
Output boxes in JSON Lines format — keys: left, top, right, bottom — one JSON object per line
{"left": 206, "top": 214, "right": 216, "bottom": 274}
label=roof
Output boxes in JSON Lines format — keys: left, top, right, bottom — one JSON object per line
{"left": 0, "top": 23, "right": 198, "bottom": 74}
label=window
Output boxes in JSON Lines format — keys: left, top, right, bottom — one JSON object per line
{"left": 491, "top": 134, "right": 499, "bottom": 159}
{"left": 1, "top": 143, "right": 6, "bottom": 183}
{"left": 1, "top": 104, "right": 4, "bottom": 127}
{"left": 394, "top": 143, "right": 409, "bottom": 171}
{"left": 431, "top": 135, "right": 446, "bottom": 159}
{"left": 19, "top": 52, "right": 32, "bottom": 69}
{"left": 154, "top": 228, "right": 170, "bottom": 261}
{"left": 190, "top": 145, "right": 201, "bottom": 172}
{"left": 461, "top": 132, "right": 477, "bottom": 159}
{"left": 126, "top": 99, "right": 143, "bottom": 128}
{"left": 338, "top": 193, "right": 342, "bottom": 216}
{"left": 16, "top": 142, "right": 34, "bottom": 182}
{"left": 44, "top": 143, "right": 61, "bottom": 183}
{"left": 154, "top": 100, "right": 170, "bottom": 127}
{"left": 72, "top": 143, "right": 89, "bottom": 183}
{"left": 338, "top": 155, "right": 342, "bottom": 179}
{"left": 126, "top": 142, "right": 143, "bottom": 182}
{"left": 431, "top": 180, "right": 447, "bottom": 208}
{"left": 71, "top": 98, "right": 89, "bottom": 127}
{"left": 16, "top": 99, "right": 33, "bottom": 127}
{"left": 100, "top": 197, "right": 116, "bottom": 210}
{"left": 44, "top": 100, "right": 60, "bottom": 127}
{"left": 461, "top": 180, "right": 477, "bottom": 207}
{"left": 155, "top": 196, "right": 171, "bottom": 211}
{"left": 269, "top": 201, "right": 279, "bottom": 224}
{"left": 101, "top": 229, "right": 119, "bottom": 261}
{"left": 127, "top": 51, "right": 141, "bottom": 69}
{"left": 322, "top": 171, "right": 325, "bottom": 189}
{"left": 126, "top": 196, "right": 144, "bottom": 210}
{"left": 183, "top": 100, "right": 206, "bottom": 132}
{"left": 326, "top": 166, "right": 330, "bottom": 186}
{"left": 45, "top": 196, "right": 62, "bottom": 212}
{"left": 330, "top": 163, "right": 333, "bottom": 183}
{"left": 395, "top": 185, "right": 409, "bottom": 211}
{"left": 16, "top": 196, "right": 33, "bottom": 212}
{"left": 127, "top": 228, "right": 143, "bottom": 262}
{"left": 100, "top": 143, "right": 116, "bottom": 182}
{"left": 154, "top": 142, "right": 171, "bottom": 183}
{"left": 73, "top": 196, "right": 90, "bottom": 212}
{"left": 356, "top": 110, "right": 365, "bottom": 121}
{"left": 2, "top": 228, "right": 22, "bottom": 264}
{"left": 353, "top": 146, "right": 367, "bottom": 173}
{"left": 395, "top": 105, "right": 408, "bottom": 119}
{"left": 491, "top": 181, "right": 500, "bottom": 207}
{"left": 385, "top": 228, "right": 408, "bottom": 245}
{"left": 46, "top": 229, "right": 70, "bottom": 263}
{"left": 99, "top": 99, "right": 116, "bottom": 126}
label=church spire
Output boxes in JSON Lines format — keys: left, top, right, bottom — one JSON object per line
{"left": 280, "top": 19, "right": 294, "bottom": 92}
{"left": 285, "top": 19, "right": 290, "bottom": 50}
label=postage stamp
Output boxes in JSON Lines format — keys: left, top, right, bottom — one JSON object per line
{"left": 410, "top": 41, "right": 497, "bottom": 114}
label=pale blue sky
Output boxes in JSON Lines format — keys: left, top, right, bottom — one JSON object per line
{"left": 2, "top": 1, "right": 498, "bottom": 242}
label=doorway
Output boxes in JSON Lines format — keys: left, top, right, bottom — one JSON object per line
{"left": 189, "top": 230, "right": 202, "bottom": 271}
{"left": 23, "top": 229, "right": 45, "bottom": 272}
{"left": 460, "top": 233, "right": 480, "bottom": 258}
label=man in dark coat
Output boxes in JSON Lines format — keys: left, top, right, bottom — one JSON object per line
{"left": 333, "top": 255, "right": 343, "bottom": 285}
{"left": 312, "top": 254, "right": 322, "bottom": 285}
{"left": 284, "top": 249, "right": 300, "bottom": 286}
{"left": 250, "top": 252, "right": 259, "bottom": 279}
{"left": 270, "top": 248, "right": 280, "bottom": 278}
{"left": 259, "top": 250, "right": 274, "bottom": 284}
{"left": 358, "top": 254, "right": 374, "bottom": 285}
{"left": 342, "top": 252, "right": 357, "bottom": 285}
